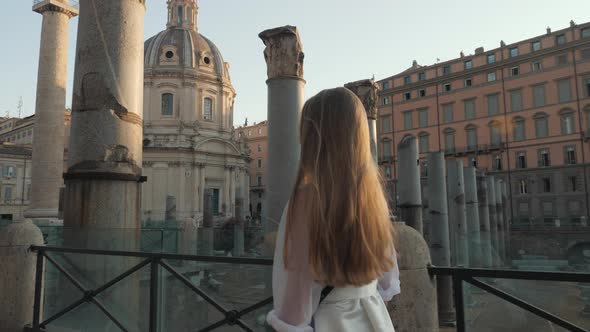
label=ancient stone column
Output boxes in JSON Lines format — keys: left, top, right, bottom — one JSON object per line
{"left": 230, "top": 167, "right": 236, "bottom": 217}
{"left": 63, "top": 0, "right": 146, "bottom": 232}
{"left": 397, "top": 136, "right": 423, "bottom": 234}
{"left": 165, "top": 195, "right": 177, "bottom": 222}
{"left": 199, "top": 164, "right": 206, "bottom": 213}
{"left": 259, "top": 26, "right": 305, "bottom": 234}
{"left": 179, "top": 217, "right": 198, "bottom": 256}
{"left": 486, "top": 176, "right": 499, "bottom": 266}
{"left": 464, "top": 166, "right": 481, "bottom": 267}
{"left": 25, "top": 0, "right": 78, "bottom": 220}
{"left": 495, "top": 180, "right": 506, "bottom": 265}
{"left": 344, "top": 79, "right": 379, "bottom": 162}
{"left": 201, "top": 189, "right": 214, "bottom": 256}
{"left": 501, "top": 181, "right": 510, "bottom": 260}
{"left": 224, "top": 167, "right": 231, "bottom": 215}
{"left": 426, "top": 152, "right": 454, "bottom": 325}
{"left": 242, "top": 169, "right": 251, "bottom": 220}
{"left": 477, "top": 174, "right": 493, "bottom": 268}
{"left": 447, "top": 160, "right": 468, "bottom": 267}
{"left": 232, "top": 223, "right": 245, "bottom": 257}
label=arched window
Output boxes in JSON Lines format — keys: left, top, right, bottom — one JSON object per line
{"left": 533, "top": 112, "right": 549, "bottom": 138}
{"left": 161, "top": 93, "right": 173, "bottom": 117}
{"left": 443, "top": 128, "right": 456, "bottom": 153}
{"left": 559, "top": 108, "right": 575, "bottom": 135}
{"left": 465, "top": 124, "right": 477, "bottom": 150}
{"left": 488, "top": 120, "right": 502, "bottom": 147}
{"left": 204, "top": 97, "right": 213, "bottom": 121}
{"left": 177, "top": 6, "right": 183, "bottom": 25}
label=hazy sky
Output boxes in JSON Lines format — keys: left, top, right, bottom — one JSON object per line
{"left": 1, "top": 0, "right": 589, "bottom": 125}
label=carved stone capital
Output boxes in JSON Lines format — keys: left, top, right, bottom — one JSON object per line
{"left": 344, "top": 79, "right": 380, "bottom": 120}
{"left": 259, "top": 26, "right": 305, "bottom": 80}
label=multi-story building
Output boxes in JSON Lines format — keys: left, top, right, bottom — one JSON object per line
{"left": 0, "top": 143, "right": 32, "bottom": 220}
{"left": 236, "top": 120, "right": 267, "bottom": 219}
{"left": 377, "top": 21, "right": 590, "bottom": 225}
{"left": 0, "top": 111, "right": 71, "bottom": 145}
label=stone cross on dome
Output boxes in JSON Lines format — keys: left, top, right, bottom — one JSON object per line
{"left": 166, "top": 0, "right": 199, "bottom": 31}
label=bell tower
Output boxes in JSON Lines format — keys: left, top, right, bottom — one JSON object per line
{"left": 167, "top": 0, "right": 198, "bottom": 31}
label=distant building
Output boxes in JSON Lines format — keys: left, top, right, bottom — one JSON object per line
{"left": 377, "top": 21, "right": 590, "bottom": 225}
{"left": 235, "top": 120, "right": 267, "bottom": 219}
{"left": 0, "top": 143, "right": 32, "bottom": 220}
{"left": 0, "top": 111, "right": 71, "bottom": 146}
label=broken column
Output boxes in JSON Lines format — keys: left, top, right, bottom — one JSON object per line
{"left": 63, "top": 0, "right": 146, "bottom": 233}
{"left": 495, "top": 180, "right": 506, "bottom": 265}
{"left": 447, "top": 160, "right": 468, "bottom": 267}
{"left": 426, "top": 152, "right": 454, "bottom": 325}
{"left": 477, "top": 174, "right": 493, "bottom": 268}
{"left": 343, "top": 79, "right": 380, "bottom": 162}
{"left": 201, "top": 189, "right": 214, "bottom": 256}
{"left": 259, "top": 26, "right": 305, "bottom": 234}
{"left": 165, "top": 195, "right": 177, "bottom": 222}
{"left": 486, "top": 176, "right": 499, "bottom": 266}
{"left": 26, "top": 0, "right": 78, "bottom": 220}
{"left": 397, "top": 136, "right": 423, "bottom": 234}
{"left": 464, "top": 166, "right": 481, "bottom": 267}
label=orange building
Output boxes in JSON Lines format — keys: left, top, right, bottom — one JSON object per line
{"left": 235, "top": 120, "right": 268, "bottom": 219}
{"left": 378, "top": 21, "right": 590, "bottom": 225}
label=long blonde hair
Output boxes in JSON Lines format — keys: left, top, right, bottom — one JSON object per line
{"left": 284, "top": 87, "right": 394, "bottom": 287}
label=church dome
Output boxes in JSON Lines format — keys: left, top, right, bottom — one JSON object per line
{"left": 143, "top": 0, "right": 230, "bottom": 81}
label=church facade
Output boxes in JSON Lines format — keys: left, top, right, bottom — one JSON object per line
{"left": 140, "top": 0, "right": 250, "bottom": 222}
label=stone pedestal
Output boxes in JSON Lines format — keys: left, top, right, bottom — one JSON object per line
{"left": 259, "top": 26, "right": 305, "bottom": 235}
{"left": 387, "top": 222, "right": 438, "bottom": 331}
{"left": 26, "top": 0, "right": 78, "bottom": 219}
{"left": 0, "top": 220, "right": 44, "bottom": 332}
{"left": 343, "top": 79, "right": 380, "bottom": 162}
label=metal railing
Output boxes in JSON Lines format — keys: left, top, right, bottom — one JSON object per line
{"left": 27, "top": 245, "right": 273, "bottom": 332}
{"left": 428, "top": 266, "right": 590, "bottom": 332}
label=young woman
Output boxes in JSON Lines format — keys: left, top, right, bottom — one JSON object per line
{"left": 266, "top": 87, "right": 400, "bottom": 332}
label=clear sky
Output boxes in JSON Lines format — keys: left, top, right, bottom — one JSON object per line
{"left": 1, "top": 0, "right": 589, "bottom": 125}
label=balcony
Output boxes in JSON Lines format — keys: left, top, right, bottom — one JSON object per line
{"left": 444, "top": 142, "right": 506, "bottom": 156}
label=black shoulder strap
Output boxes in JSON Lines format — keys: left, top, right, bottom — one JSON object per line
{"left": 319, "top": 286, "right": 334, "bottom": 304}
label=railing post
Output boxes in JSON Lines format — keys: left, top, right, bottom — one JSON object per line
{"left": 32, "top": 249, "right": 44, "bottom": 327}
{"left": 149, "top": 258, "right": 159, "bottom": 332}
{"left": 453, "top": 275, "right": 466, "bottom": 332}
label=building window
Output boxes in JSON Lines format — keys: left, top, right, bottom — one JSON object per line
{"left": 444, "top": 129, "right": 455, "bottom": 153}
{"left": 383, "top": 81, "right": 390, "bottom": 89}
{"left": 538, "top": 149, "right": 550, "bottom": 167}
{"left": 532, "top": 40, "right": 541, "bottom": 52}
{"left": 569, "top": 176, "right": 578, "bottom": 192}
{"left": 581, "top": 48, "right": 590, "bottom": 59}
{"left": 534, "top": 113, "right": 549, "bottom": 138}
{"left": 380, "top": 116, "right": 392, "bottom": 133}
{"left": 556, "top": 54, "right": 568, "bottom": 65}
{"left": 418, "top": 89, "right": 426, "bottom": 97}
{"left": 419, "top": 134, "right": 429, "bottom": 153}
{"left": 556, "top": 34, "right": 566, "bottom": 45}
{"left": 443, "top": 104, "right": 454, "bottom": 123}
{"left": 565, "top": 146, "right": 577, "bottom": 165}
{"left": 382, "top": 140, "right": 392, "bottom": 158}
{"left": 443, "top": 83, "right": 452, "bottom": 92}
{"left": 464, "top": 78, "right": 473, "bottom": 87}
{"left": 383, "top": 96, "right": 390, "bottom": 105}
{"left": 403, "top": 112, "right": 413, "bottom": 130}
{"left": 487, "top": 72, "right": 497, "bottom": 82}
{"left": 583, "top": 28, "right": 590, "bottom": 39}
{"left": 487, "top": 54, "right": 496, "bottom": 64}
{"left": 177, "top": 5, "right": 183, "bottom": 25}
{"left": 557, "top": 79, "right": 571, "bottom": 103}
{"left": 404, "top": 92, "right": 411, "bottom": 100}
{"left": 464, "top": 60, "right": 473, "bottom": 70}
{"left": 510, "top": 66, "right": 520, "bottom": 77}
{"left": 519, "top": 179, "right": 528, "bottom": 194}
{"left": 248, "top": 129, "right": 252, "bottom": 136}
{"left": 533, "top": 85, "right": 546, "bottom": 107}
{"left": 561, "top": 111, "right": 575, "bottom": 134}
{"left": 257, "top": 176, "right": 262, "bottom": 186}
{"left": 513, "top": 118, "right": 525, "bottom": 141}
{"left": 464, "top": 99, "right": 476, "bottom": 120}
{"left": 204, "top": 97, "right": 213, "bottom": 120}
{"left": 585, "top": 78, "right": 590, "bottom": 97}
{"left": 257, "top": 144, "right": 262, "bottom": 152}
{"left": 532, "top": 61, "right": 542, "bottom": 72}
{"left": 510, "top": 90, "right": 523, "bottom": 112}
{"left": 541, "top": 178, "right": 551, "bottom": 193}
{"left": 418, "top": 72, "right": 426, "bottom": 81}
{"left": 482, "top": 95, "right": 498, "bottom": 117}
{"left": 257, "top": 159, "right": 262, "bottom": 168}
{"left": 385, "top": 165, "right": 392, "bottom": 179}
{"left": 404, "top": 76, "right": 411, "bottom": 85}
{"left": 516, "top": 152, "right": 527, "bottom": 169}
{"left": 466, "top": 126, "right": 477, "bottom": 150}
{"left": 493, "top": 155, "right": 503, "bottom": 171}
{"left": 161, "top": 93, "right": 174, "bottom": 116}
{"left": 3, "top": 186, "right": 12, "bottom": 202}
{"left": 490, "top": 122, "right": 502, "bottom": 146}
{"left": 510, "top": 47, "right": 519, "bottom": 58}
{"left": 258, "top": 128, "right": 262, "bottom": 135}
{"left": 418, "top": 109, "right": 428, "bottom": 128}
{"left": 443, "top": 65, "right": 451, "bottom": 75}
{"left": 4, "top": 166, "right": 15, "bottom": 178}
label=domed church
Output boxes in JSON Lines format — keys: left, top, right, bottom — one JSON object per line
{"left": 141, "top": 0, "right": 250, "bottom": 222}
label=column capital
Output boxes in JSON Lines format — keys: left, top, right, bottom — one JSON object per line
{"left": 33, "top": 0, "right": 79, "bottom": 18}
{"left": 259, "top": 26, "right": 305, "bottom": 81}
{"left": 344, "top": 79, "right": 380, "bottom": 120}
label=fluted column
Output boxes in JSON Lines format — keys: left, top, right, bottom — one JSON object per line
{"left": 26, "top": 0, "right": 78, "bottom": 219}
{"left": 259, "top": 26, "right": 305, "bottom": 233}
{"left": 344, "top": 79, "right": 379, "bottom": 162}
